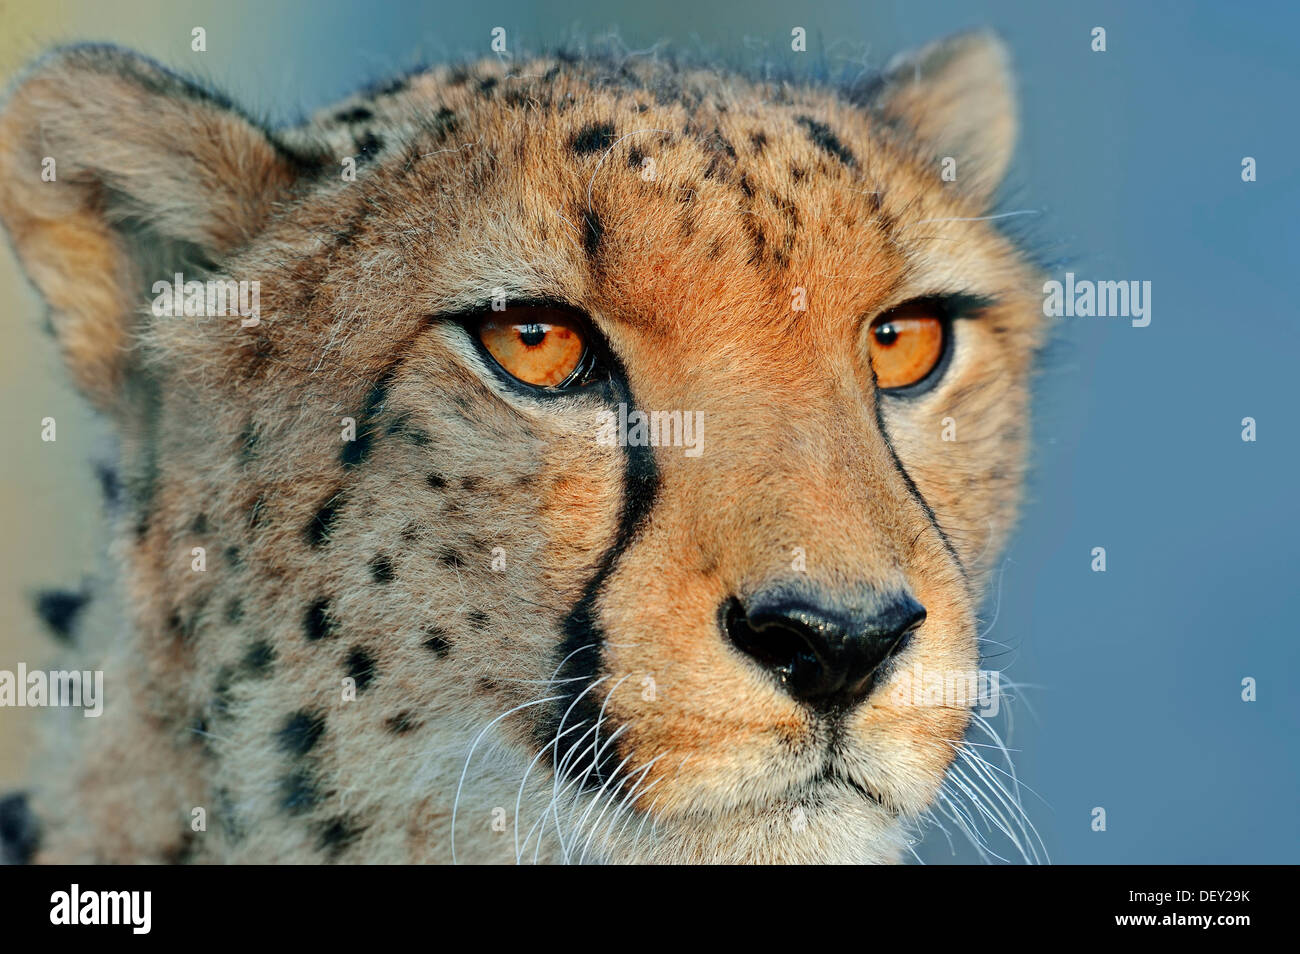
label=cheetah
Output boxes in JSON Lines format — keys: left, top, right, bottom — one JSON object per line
{"left": 0, "top": 32, "right": 1043, "bottom": 864}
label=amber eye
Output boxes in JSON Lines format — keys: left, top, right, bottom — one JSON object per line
{"left": 867, "top": 301, "right": 948, "bottom": 391}
{"left": 475, "top": 306, "right": 592, "bottom": 389}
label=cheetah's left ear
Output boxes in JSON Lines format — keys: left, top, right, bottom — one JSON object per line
{"left": 867, "top": 31, "right": 1017, "bottom": 203}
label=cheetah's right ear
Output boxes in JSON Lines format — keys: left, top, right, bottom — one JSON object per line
{"left": 0, "top": 45, "right": 312, "bottom": 411}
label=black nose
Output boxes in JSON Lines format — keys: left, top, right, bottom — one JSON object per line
{"left": 722, "top": 589, "right": 925, "bottom": 709}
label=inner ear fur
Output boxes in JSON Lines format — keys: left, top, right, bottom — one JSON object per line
{"left": 0, "top": 45, "right": 310, "bottom": 410}
{"left": 867, "top": 31, "right": 1018, "bottom": 204}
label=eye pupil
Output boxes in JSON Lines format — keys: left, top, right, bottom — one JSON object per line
{"left": 518, "top": 324, "right": 546, "bottom": 347}
{"left": 874, "top": 323, "right": 898, "bottom": 347}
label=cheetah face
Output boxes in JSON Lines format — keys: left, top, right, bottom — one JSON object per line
{"left": 0, "top": 35, "right": 1041, "bottom": 863}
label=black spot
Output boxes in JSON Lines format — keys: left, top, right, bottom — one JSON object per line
{"left": 191, "top": 513, "right": 209, "bottom": 534}
{"left": 33, "top": 588, "right": 89, "bottom": 642}
{"left": 225, "top": 598, "right": 244, "bottom": 625}
{"left": 304, "top": 598, "right": 334, "bottom": 641}
{"left": 345, "top": 646, "right": 377, "bottom": 693}
{"left": 94, "top": 464, "right": 121, "bottom": 507}
{"left": 426, "top": 472, "right": 448, "bottom": 490}
{"left": 386, "top": 711, "right": 419, "bottom": 734}
{"left": 341, "top": 373, "right": 394, "bottom": 469}
{"left": 164, "top": 830, "right": 197, "bottom": 865}
{"left": 749, "top": 131, "right": 768, "bottom": 153}
{"left": 431, "top": 106, "right": 458, "bottom": 140}
{"left": 278, "top": 711, "right": 326, "bottom": 756}
{"left": 627, "top": 146, "right": 645, "bottom": 168}
{"left": 466, "top": 610, "right": 489, "bottom": 630}
{"left": 0, "top": 792, "right": 40, "bottom": 864}
{"left": 791, "top": 165, "right": 807, "bottom": 183}
{"left": 423, "top": 626, "right": 451, "bottom": 657}
{"left": 795, "top": 116, "right": 856, "bottom": 167}
{"left": 386, "top": 415, "right": 431, "bottom": 446}
{"left": 279, "top": 770, "right": 320, "bottom": 814}
{"left": 438, "top": 547, "right": 466, "bottom": 569}
{"left": 738, "top": 173, "right": 754, "bottom": 198}
{"left": 335, "top": 106, "right": 374, "bottom": 123}
{"left": 478, "top": 76, "right": 498, "bottom": 95}
{"left": 582, "top": 209, "right": 604, "bottom": 258}
{"left": 317, "top": 816, "right": 364, "bottom": 858}
{"left": 224, "top": 545, "right": 243, "bottom": 569}
{"left": 460, "top": 475, "right": 481, "bottom": 493}
{"left": 210, "top": 666, "right": 234, "bottom": 719}
{"left": 354, "top": 131, "right": 384, "bottom": 163}
{"left": 307, "top": 492, "right": 346, "bottom": 547}
{"left": 238, "top": 419, "right": 258, "bottom": 465}
{"left": 369, "top": 555, "right": 394, "bottom": 583}
{"left": 340, "top": 431, "right": 371, "bottom": 468}
{"left": 572, "top": 121, "right": 616, "bottom": 155}
{"left": 243, "top": 640, "right": 276, "bottom": 677}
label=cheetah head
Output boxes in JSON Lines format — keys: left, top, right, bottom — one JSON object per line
{"left": 0, "top": 34, "right": 1041, "bottom": 863}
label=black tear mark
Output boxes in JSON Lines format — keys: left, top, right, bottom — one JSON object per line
{"left": 307, "top": 491, "right": 346, "bottom": 547}
{"left": 278, "top": 711, "right": 327, "bottom": 756}
{"left": 243, "top": 640, "right": 276, "bottom": 677}
{"left": 335, "top": 106, "right": 374, "bottom": 123}
{"left": 572, "top": 121, "right": 616, "bottom": 155}
{"left": 0, "top": 792, "right": 40, "bottom": 864}
{"left": 423, "top": 626, "right": 451, "bottom": 657}
{"left": 795, "top": 116, "right": 856, "bottom": 167}
{"left": 33, "top": 588, "right": 89, "bottom": 643}
{"left": 304, "top": 598, "right": 335, "bottom": 641}
{"left": 537, "top": 371, "right": 661, "bottom": 790}
{"left": 369, "top": 555, "right": 394, "bottom": 583}
{"left": 582, "top": 209, "right": 604, "bottom": 258}
{"left": 345, "top": 646, "right": 378, "bottom": 693}
{"left": 317, "top": 816, "right": 364, "bottom": 858}
{"left": 280, "top": 770, "right": 320, "bottom": 814}
{"left": 386, "top": 711, "right": 420, "bottom": 734}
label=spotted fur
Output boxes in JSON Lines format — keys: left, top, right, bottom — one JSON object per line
{"left": 0, "top": 34, "right": 1042, "bottom": 863}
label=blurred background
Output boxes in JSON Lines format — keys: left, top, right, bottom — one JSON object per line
{"left": 0, "top": 0, "right": 1295, "bottom": 863}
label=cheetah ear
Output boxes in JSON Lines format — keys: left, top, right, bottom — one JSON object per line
{"left": 0, "top": 45, "right": 310, "bottom": 411}
{"left": 868, "top": 31, "right": 1017, "bottom": 203}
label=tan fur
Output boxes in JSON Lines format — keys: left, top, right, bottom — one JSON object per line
{"left": 0, "top": 35, "right": 1042, "bottom": 863}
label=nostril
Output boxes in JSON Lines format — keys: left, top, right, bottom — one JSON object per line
{"left": 722, "top": 597, "right": 819, "bottom": 673}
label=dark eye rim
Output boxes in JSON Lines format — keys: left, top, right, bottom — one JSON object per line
{"left": 455, "top": 299, "right": 613, "bottom": 397}
{"left": 871, "top": 293, "right": 993, "bottom": 398}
